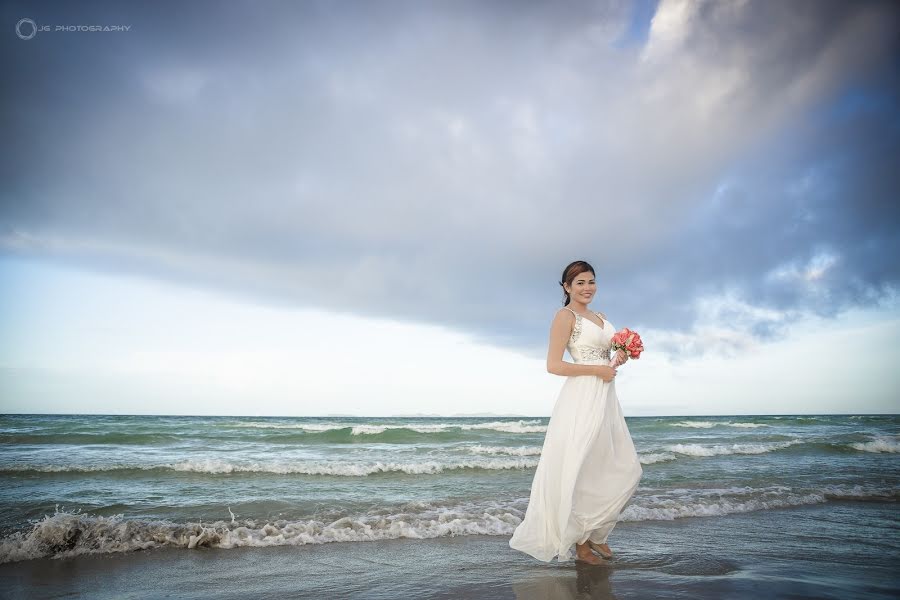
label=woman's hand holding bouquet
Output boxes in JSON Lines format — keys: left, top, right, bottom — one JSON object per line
{"left": 609, "top": 328, "right": 644, "bottom": 368}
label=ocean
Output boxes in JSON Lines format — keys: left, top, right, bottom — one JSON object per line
{"left": 0, "top": 413, "right": 897, "bottom": 567}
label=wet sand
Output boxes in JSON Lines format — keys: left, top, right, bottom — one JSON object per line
{"left": 1, "top": 502, "right": 897, "bottom": 599}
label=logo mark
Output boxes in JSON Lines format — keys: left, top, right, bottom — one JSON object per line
{"left": 16, "top": 18, "right": 37, "bottom": 40}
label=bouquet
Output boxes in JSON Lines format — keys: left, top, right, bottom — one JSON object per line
{"left": 609, "top": 328, "right": 644, "bottom": 368}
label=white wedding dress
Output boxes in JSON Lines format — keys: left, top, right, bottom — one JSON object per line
{"left": 509, "top": 307, "right": 643, "bottom": 563}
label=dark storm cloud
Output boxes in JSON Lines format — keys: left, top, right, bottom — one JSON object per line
{"left": 1, "top": 0, "right": 898, "bottom": 356}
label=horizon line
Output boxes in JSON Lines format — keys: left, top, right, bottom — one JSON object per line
{"left": 1, "top": 412, "right": 896, "bottom": 418}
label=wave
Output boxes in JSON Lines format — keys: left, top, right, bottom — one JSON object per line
{"left": 620, "top": 484, "right": 899, "bottom": 522}
{"left": 639, "top": 441, "right": 800, "bottom": 464}
{"left": 638, "top": 435, "right": 889, "bottom": 463}
{"left": 9, "top": 434, "right": 890, "bottom": 476}
{"left": 0, "top": 456, "right": 541, "bottom": 476}
{"left": 664, "top": 439, "right": 804, "bottom": 457}
{"left": 672, "top": 421, "right": 769, "bottom": 429}
{"left": 467, "top": 445, "right": 543, "bottom": 456}
{"left": 638, "top": 452, "right": 677, "bottom": 465}
{"left": 847, "top": 435, "right": 900, "bottom": 453}
{"left": 0, "top": 433, "right": 184, "bottom": 445}
{"left": 1, "top": 435, "right": 841, "bottom": 475}
{"left": 2, "top": 484, "right": 895, "bottom": 563}
{"left": 231, "top": 422, "right": 349, "bottom": 430}
{"left": 0, "top": 499, "right": 520, "bottom": 564}
{"left": 229, "top": 420, "right": 547, "bottom": 435}
{"left": 460, "top": 421, "right": 548, "bottom": 434}
{"left": 0, "top": 420, "right": 549, "bottom": 446}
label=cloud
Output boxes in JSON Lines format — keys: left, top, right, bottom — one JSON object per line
{"left": 1, "top": 0, "right": 898, "bottom": 358}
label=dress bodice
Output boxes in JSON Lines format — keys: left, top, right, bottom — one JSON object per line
{"left": 563, "top": 307, "right": 613, "bottom": 365}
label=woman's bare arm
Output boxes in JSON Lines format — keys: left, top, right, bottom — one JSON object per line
{"left": 546, "top": 309, "right": 617, "bottom": 380}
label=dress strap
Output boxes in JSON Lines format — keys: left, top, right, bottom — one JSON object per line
{"left": 562, "top": 306, "right": 579, "bottom": 317}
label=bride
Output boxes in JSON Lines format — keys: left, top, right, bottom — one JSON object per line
{"left": 509, "top": 260, "right": 643, "bottom": 565}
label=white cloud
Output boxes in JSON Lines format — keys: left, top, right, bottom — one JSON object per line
{"left": 2, "top": 258, "right": 897, "bottom": 416}
{"left": 0, "top": 258, "right": 563, "bottom": 416}
{"left": 641, "top": 0, "right": 697, "bottom": 63}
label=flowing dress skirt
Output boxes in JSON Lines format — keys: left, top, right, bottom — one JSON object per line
{"left": 509, "top": 373, "right": 643, "bottom": 562}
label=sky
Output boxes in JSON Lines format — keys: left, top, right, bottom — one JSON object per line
{"left": 1, "top": 0, "right": 898, "bottom": 417}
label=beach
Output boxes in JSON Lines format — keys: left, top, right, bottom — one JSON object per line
{"left": 1, "top": 501, "right": 897, "bottom": 599}
{"left": 1, "top": 413, "right": 897, "bottom": 598}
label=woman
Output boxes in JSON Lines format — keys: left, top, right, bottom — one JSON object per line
{"left": 509, "top": 260, "right": 644, "bottom": 565}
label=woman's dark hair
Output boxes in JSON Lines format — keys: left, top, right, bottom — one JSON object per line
{"left": 559, "top": 260, "right": 595, "bottom": 306}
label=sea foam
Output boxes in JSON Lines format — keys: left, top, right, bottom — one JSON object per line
{"left": 0, "top": 456, "right": 542, "bottom": 476}
{"left": 672, "top": 421, "right": 769, "bottom": 429}
{"left": 848, "top": 435, "right": 900, "bottom": 453}
{"left": 467, "top": 445, "right": 543, "bottom": 456}
{"left": 3, "top": 483, "right": 895, "bottom": 564}
{"left": 665, "top": 439, "right": 803, "bottom": 457}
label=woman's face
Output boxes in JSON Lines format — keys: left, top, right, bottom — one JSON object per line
{"left": 567, "top": 271, "right": 596, "bottom": 302}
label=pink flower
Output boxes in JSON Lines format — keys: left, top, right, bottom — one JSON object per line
{"left": 610, "top": 327, "right": 644, "bottom": 365}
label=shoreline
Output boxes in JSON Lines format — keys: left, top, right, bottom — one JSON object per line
{"left": 1, "top": 501, "right": 897, "bottom": 599}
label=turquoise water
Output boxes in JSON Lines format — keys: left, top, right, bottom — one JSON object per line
{"left": 0, "top": 413, "right": 897, "bottom": 563}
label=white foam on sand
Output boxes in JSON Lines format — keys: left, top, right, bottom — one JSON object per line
{"left": 3, "top": 483, "right": 894, "bottom": 564}
{"left": 0, "top": 500, "right": 518, "bottom": 564}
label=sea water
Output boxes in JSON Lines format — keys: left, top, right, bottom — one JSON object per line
{"left": 0, "top": 413, "right": 896, "bottom": 563}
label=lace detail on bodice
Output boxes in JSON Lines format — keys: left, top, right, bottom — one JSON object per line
{"left": 563, "top": 307, "right": 612, "bottom": 364}
{"left": 575, "top": 346, "right": 611, "bottom": 362}
{"left": 570, "top": 314, "right": 583, "bottom": 343}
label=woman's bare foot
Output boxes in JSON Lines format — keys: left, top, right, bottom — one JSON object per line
{"left": 575, "top": 542, "right": 604, "bottom": 565}
{"left": 587, "top": 541, "right": 613, "bottom": 559}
